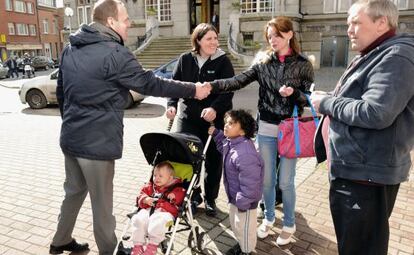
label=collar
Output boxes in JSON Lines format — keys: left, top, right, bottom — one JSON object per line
{"left": 227, "top": 135, "right": 247, "bottom": 146}
{"left": 89, "top": 22, "right": 123, "bottom": 45}
{"left": 360, "top": 29, "right": 396, "bottom": 56}
{"left": 277, "top": 48, "right": 293, "bottom": 63}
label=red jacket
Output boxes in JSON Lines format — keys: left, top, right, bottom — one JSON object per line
{"left": 136, "top": 178, "right": 185, "bottom": 218}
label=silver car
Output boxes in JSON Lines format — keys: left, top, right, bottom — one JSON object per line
{"left": 19, "top": 69, "right": 145, "bottom": 109}
{"left": 0, "top": 63, "right": 9, "bottom": 79}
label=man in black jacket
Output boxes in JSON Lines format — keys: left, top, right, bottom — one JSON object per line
{"left": 49, "top": 0, "right": 210, "bottom": 254}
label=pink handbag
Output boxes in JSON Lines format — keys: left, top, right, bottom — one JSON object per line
{"left": 277, "top": 95, "right": 319, "bottom": 158}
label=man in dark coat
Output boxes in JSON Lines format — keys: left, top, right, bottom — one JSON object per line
{"left": 5, "top": 56, "right": 18, "bottom": 78}
{"left": 49, "top": 0, "right": 210, "bottom": 254}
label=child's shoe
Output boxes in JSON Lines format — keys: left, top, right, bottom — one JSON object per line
{"left": 143, "top": 243, "right": 158, "bottom": 255}
{"left": 257, "top": 218, "right": 274, "bottom": 238}
{"left": 131, "top": 244, "right": 145, "bottom": 255}
{"left": 276, "top": 225, "right": 296, "bottom": 246}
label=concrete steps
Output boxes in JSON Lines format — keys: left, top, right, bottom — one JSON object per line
{"left": 135, "top": 36, "right": 246, "bottom": 73}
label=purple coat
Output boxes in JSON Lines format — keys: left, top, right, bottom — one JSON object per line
{"left": 212, "top": 129, "right": 264, "bottom": 211}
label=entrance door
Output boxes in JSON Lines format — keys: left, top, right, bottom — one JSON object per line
{"left": 321, "top": 36, "right": 348, "bottom": 67}
{"left": 189, "top": 0, "right": 219, "bottom": 33}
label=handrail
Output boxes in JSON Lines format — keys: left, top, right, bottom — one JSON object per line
{"left": 136, "top": 25, "right": 157, "bottom": 49}
{"left": 228, "top": 23, "right": 254, "bottom": 56}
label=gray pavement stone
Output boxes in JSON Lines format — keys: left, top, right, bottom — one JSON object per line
{"left": 1, "top": 90, "right": 414, "bottom": 255}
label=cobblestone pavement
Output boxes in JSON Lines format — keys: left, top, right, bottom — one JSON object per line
{"left": 1, "top": 68, "right": 414, "bottom": 255}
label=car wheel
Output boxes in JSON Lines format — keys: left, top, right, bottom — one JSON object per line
{"left": 26, "top": 89, "right": 47, "bottom": 109}
{"left": 45, "top": 65, "right": 49, "bottom": 70}
{"left": 124, "top": 92, "right": 134, "bottom": 109}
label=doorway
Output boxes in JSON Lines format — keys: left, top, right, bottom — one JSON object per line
{"left": 189, "top": 0, "right": 219, "bottom": 33}
{"left": 321, "top": 36, "right": 348, "bottom": 67}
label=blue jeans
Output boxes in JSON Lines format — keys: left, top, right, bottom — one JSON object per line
{"left": 257, "top": 134, "right": 297, "bottom": 227}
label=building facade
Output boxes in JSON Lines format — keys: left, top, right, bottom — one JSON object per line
{"left": 61, "top": 0, "right": 414, "bottom": 68}
{"left": 37, "top": 0, "right": 64, "bottom": 60}
{"left": 1, "top": 0, "right": 42, "bottom": 61}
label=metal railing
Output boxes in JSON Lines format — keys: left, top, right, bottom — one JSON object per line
{"left": 228, "top": 23, "right": 255, "bottom": 56}
{"left": 136, "top": 25, "right": 157, "bottom": 49}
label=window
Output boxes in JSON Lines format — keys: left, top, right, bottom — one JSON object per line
{"left": 78, "top": 6, "right": 91, "bottom": 26}
{"left": 5, "top": 0, "right": 13, "bottom": 11}
{"left": 8, "top": 23, "right": 15, "bottom": 35}
{"left": 30, "top": 24, "right": 36, "bottom": 36}
{"left": 393, "top": 0, "right": 408, "bottom": 10}
{"left": 15, "top": 0, "right": 26, "bottom": 13}
{"left": 145, "top": 0, "right": 171, "bottom": 22}
{"left": 323, "top": 0, "right": 351, "bottom": 13}
{"left": 240, "top": 0, "right": 272, "bottom": 13}
{"left": 27, "top": 2, "right": 33, "bottom": 14}
{"left": 38, "top": 0, "right": 56, "bottom": 7}
{"left": 43, "top": 19, "right": 49, "bottom": 34}
{"left": 16, "top": 24, "right": 29, "bottom": 35}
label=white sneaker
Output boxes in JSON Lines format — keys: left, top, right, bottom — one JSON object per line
{"left": 276, "top": 225, "right": 296, "bottom": 246}
{"left": 257, "top": 218, "right": 274, "bottom": 239}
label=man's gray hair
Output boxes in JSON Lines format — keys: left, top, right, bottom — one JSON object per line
{"left": 351, "top": 0, "right": 399, "bottom": 29}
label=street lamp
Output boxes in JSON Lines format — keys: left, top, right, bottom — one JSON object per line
{"left": 64, "top": 7, "right": 74, "bottom": 34}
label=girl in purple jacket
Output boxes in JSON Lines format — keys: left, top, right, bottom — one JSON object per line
{"left": 208, "top": 109, "right": 264, "bottom": 255}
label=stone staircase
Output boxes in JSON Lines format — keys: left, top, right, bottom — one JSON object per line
{"left": 135, "top": 36, "right": 247, "bottom": 74}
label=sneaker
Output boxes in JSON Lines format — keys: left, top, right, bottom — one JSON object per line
{"left": 225, "top": 244, "right": 241, "bottom": 255}
{"left": 205, "top": 200, "right": 217, "bottom": 217}
{"left": 49, "top": 239, "right": 89, "bottom": 254}
{"left": 143, "top": 243, "right": 158, "bottom": 255}
{"left": 257, "top": 218, "right": 274, "bottom": 239}
{"left": 131, "top": 244, "right": 145, "bottom": 255}
{"left": 276, "top": 225, "right": 296, "bottom": 246}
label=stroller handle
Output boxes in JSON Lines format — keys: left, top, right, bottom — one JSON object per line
{"left": 200, "top": 122, "right": 214, "bottom": 197}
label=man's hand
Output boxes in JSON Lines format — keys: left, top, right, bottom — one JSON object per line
{"left": 310, "top": 91, "right": 328, "bottom": 113}
{"left": 165, "top": 106, "right": 176, "bottom": 120}
{"left": 208, "top": 126, "right": 215, "bottom": 135}
{"left": 279, "top": 85, "right": 294, "bottom": 97}
{"left": 195, "top": 82, "right": 211, "bottom": 100}
{"left": 201, "top": 107, "right": 217, "bottom": 122}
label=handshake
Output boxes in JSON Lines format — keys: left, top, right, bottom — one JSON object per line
{"left": 194, "top": 82, "right": 212, "bottom": 100}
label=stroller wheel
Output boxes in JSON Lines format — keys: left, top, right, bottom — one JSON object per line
{"left": 161, "top": 237, "right": 173, "bottom": 254}
{"left": 188, "top": 226, "right": 200, "bottom": 249}
{"left": 197, "top": 231, "right": 206, "bottom": 251}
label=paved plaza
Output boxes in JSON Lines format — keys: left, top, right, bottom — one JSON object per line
{"left": 0, "top": 69, "right": 413, "bottom": 254}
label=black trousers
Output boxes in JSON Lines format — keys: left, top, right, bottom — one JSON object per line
{"left": 176, "top": 118, "right": 222, "bottom": 201}
{"left": 329, "top": 178, "right": 399, "bottom": 255}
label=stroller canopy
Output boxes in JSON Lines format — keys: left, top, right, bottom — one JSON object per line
{"left": 140, "top": 132, "right": 204, "bottom": 166}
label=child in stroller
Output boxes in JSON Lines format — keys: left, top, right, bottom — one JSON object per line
{"left": 117, "top": 132, "right": 209, "bottom": 255}
{"left": 131, "top": 161, "right": 186, "bottom": 255}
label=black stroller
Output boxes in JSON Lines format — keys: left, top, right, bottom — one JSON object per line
{"left": 117, "top": 131, "right": 211, "bottom": 255}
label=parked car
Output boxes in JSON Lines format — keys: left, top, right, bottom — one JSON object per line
{"left": 31, "top": 56, "right": 54, "bottom": 70}
{"left": 0, "top": 63, "right": 9, "bottom": 79}
{"left": 153, "top": 58, "right": 178, "bottom": 79}
{"left": 19, "top": 69, "right": 145, "bottom": 109}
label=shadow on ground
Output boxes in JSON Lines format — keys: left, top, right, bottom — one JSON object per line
{"left": 20, "top": 102, "right": 166, "bottom": 118}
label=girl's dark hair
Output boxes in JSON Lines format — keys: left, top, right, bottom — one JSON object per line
{"left": 264, "top": 16, "right": 300, "bottom": 55}
{"left": 225, "top": 109, "right": 256, "bottom": 139}
{"left": 191, "top": 23, "right": 218, "bottom": 54}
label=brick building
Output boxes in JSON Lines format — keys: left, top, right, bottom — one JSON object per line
{"left": 37, "top": 0, "right": 64, "bottom": 60}
{"left": 1, "top": 0, "right": 42, "bottom": 61}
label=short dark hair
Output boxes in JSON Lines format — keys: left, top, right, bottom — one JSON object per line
{"left": 224, "top": 109, "right": 256, "bottom": 139}
{"left": 92, "top": 0, "right": 124, "bottom": 25}
{"left": 191, "top": 23, "right": 218, "bottom": 55}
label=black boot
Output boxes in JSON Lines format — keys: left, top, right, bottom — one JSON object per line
{"left": 49, "top": 239, "right": 89, "bottom": 254}
{"left": 226, "top": 244, "right": 241, "bottom": 255}
{"left": 205, "top": 200, "right": 217, "bottom": 217}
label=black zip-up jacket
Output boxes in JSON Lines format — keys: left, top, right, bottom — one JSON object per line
{"left": 57, "top": 24, "right": 196, "bottom": 160}
{"left": 167, "top": 51, "right": 234, "bottom": 129}
{"left": 211, "top": 52, "right": 314, "bottom": 124}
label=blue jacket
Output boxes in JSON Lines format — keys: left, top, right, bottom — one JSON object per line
{"left": 315, "top": 34, "right": 414, "bottom": 185}
{"left": 212, "top": 129, "right": 264, "bottom": 211}
{"left": 57, "top": 24, "right": 196, "bottom": 160}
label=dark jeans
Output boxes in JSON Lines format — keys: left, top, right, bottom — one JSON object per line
{"left": 176, "top": 118, "right": 222, "bottom": 202}
{"left": 8, "top": 68, "right": 19, "bottom": 78}
{"left": 329, "top": 178, "right": 399, "bottom": 255}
